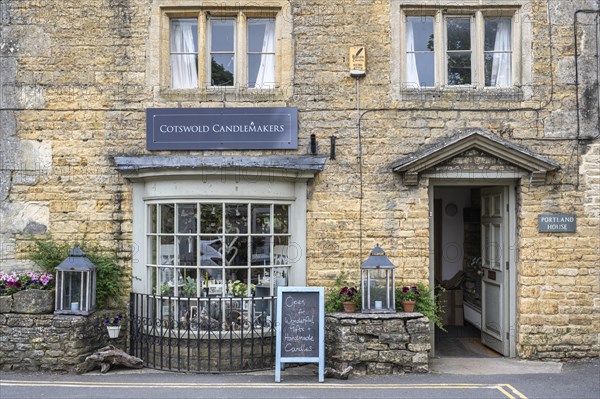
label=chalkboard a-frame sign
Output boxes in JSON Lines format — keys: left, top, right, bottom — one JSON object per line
{"left": 275, "top": 286, "right": 325, "bottom": 383}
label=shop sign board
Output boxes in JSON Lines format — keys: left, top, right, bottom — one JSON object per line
{"left": 146, "top": 107, "right": 298, "bottom": 150}
{"left": 538, "top": 214, "right": 576, "bottom": 233}
{"left": 275, "top": 286, "right": 324, "bottom": 383}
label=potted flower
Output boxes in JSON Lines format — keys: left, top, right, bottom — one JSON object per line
{"left": 338, "top": 286, "right": 359, "bottom": 313}
{"left": 398, "top": 285, "right": 420, "bottom": 312}
{"left": 104, "top": 314, "right": 123, "bottom": 339}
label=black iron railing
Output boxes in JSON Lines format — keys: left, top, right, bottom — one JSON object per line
{"left": 129, "top": 293, "right": 276, "bottom": 372}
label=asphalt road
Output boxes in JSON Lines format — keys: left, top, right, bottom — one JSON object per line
{"left": 1, "top": 360, "right": 598, "bottom": 399}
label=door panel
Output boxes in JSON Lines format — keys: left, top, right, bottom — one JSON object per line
{"left": 480, "top": 186, "right": 509, "bottom": 356}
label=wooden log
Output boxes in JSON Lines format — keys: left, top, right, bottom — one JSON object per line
{"left": 76, "top": 345, "right": 144, "bottom": 374}
{"left": 324, "top": 366, "right": 353, "bottom": 380}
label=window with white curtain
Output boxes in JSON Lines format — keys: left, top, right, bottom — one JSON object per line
{"left": 406, "top": 16, "right": 435, "bottom": 88}
{"left": 169, "top": 14, "right": 276, "bottom": 89}
{"left": 401, "top": 9, "right": 515, "bottom": 89}
{"left": 247, "top": 19, "right": 276, "bottom": 89}
{"left": 484, "top": 17, "right": 512, "bottom": 87}
{"left": 170, "top": 19, "right": 199, "bottom": 89}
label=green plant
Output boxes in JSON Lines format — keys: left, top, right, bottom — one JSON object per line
{"left": 325, "top": 272, "right": 361, "bottom": 312}
{"left": 28, "top": 238, "right": 124, "bottom": 310}
{"left": 160, "top": 282, "right": 172, "bottom": 296}
{"left": 181, "top": 276, "right": 197, "bottom": 297}
{"left": 398, "top": 285, "right": 420, "bottom": 302}
{"left": 229, "top": 280, "right": 255, "bottom": 297}
{"left": 396, "top": 282, "right": 446, "bottom": 331}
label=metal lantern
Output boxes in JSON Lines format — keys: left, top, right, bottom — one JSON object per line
{"left": 361, "top": 245, "right": 396, "bottom": 313}
{"left": 55, "top": 247, "right": 96, "bottom": 315}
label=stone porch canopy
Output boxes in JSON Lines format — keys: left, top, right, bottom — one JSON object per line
{"left": 391, "top": 129, "right": 560, "bottom": 185}
{"left": 112, "top": 155, "right": 328, "bottom": 180}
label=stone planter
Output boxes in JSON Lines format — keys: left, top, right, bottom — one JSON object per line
{"left": 0, "top": 295, "right": 13, "bottom": 313}
{"left": 11, "top": 289, "right": 55, "bottom": 314}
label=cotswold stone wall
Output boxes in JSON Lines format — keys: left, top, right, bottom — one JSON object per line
{"left": 325, "top": 313, "right": 430, "bottom": 375}
{"left": 0, "top": 311, "right": 127, "bottom": 372}
{"left": 0, "top": 0, "right": 598, "bottom": 361}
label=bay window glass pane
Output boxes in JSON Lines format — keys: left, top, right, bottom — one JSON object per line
{"left": 148, "top": 236, "right": 157, "bottom": 265}
{"left": 225, "top": 204, "right": 248, "bottom": 234}
{"left": 406, "top": 16, "right": 435, "bottom": 87}
{"left": 210, "top": 19, "right": 235, "bottom": 86}
{"left": 252, "top": 204, "right": 271, "bottom": 234}
{"left": 273, "top": 205, "right": 289, "bottom": 234}
{"left": 224, "top": 236, "right": 248, "bottom": 266}
{"left": 200, "top": 204, "right": 222, "bottom": 234}
{"left": 170, "top": 19, "right": 198, "bottom": 89}
{"left": 177, "top": 204, "right": 197, "bottom": 234}
{"left": 148, "top": 204, "right": 157, "bottom": 233}
{"left": 177, "top": 236, "right": 197, "bottom": 266}
{"left": 251, "top": 236, "right": 271, "bottom": 266}
{"left": 159, "top": 267, "right": 176, "bottom": 296}
{"left": 484, "top": 17, "right": 512, "bottom": 87}
{"left": 247, "top": 19, "right": 275, "bottom": 88}
{"left": 205, "top": 268, "right": 224, "bottom": 296}
{"left": 227, "top": 268, "right": 250, "bottom": 295}
{"left": 200, "top": 236, "right": 222, "bottom": 266}
{"left": 160, "top": 204, "right": 175, "bottom": 234}
{"left": 160, "top": 236, "right": 175, "bottom": 265}
{"left": 273, "top": 236, "right": 289, "bottom": 265}
{"left": 179, "top": 268, "right": 198, "bottom": 297}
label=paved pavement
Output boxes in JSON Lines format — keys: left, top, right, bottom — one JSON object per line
{"left": 0, "top": 358, "right": 598, "bottom": 399}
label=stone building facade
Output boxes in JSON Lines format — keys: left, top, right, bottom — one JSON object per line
{"left": 1, "top": 0, "right": 598, "bottom": 363}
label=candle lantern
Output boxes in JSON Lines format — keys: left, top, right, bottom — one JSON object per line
{"left": 361, "top": 245, "right": 396, "bottom": 313}
{"left": 55, "top": 247, "right": 96, "bottom": 315}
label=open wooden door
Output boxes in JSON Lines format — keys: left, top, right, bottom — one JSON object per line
{"left": 480, "top": 187, "right": 510, "bottom": 356}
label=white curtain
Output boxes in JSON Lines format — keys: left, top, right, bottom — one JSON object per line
{"left": 254, "top": 20, "right": 275, "bottom": 89}
{"left": 406, "top": 18, "right": 420, "bottom": 88}
{"left": 490, "top": 19, "right": 511, "bottom": 87}
{"left": 171, "top": 21, "right": 198, "bottom": 89}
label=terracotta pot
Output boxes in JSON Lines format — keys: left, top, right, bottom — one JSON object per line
{"left": 402, "top": 300, "right": 416, "bottom": 313}
{"left": 342, "top": 301, "right": 356, "bottom": 313}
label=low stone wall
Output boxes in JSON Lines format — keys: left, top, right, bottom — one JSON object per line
{"left": 325, "top": 312, "right": 430, "bottom": 375}
{"left": 0, "top": 311, "right": 127, "bottom": 372}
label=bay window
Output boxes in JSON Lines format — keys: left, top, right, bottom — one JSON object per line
{"left": 147, "top": 201, "right": 291, "bottom": 298}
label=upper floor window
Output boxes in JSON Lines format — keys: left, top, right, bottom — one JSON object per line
{"left": 402, "top": 9, "right": 516, "bottom": 89}
{"left": 170, "top": 15, "right": 276, "bottom": 90}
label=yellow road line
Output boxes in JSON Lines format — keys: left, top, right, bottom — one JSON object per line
{"left": 503, "top": 384, "right": 529, "bottom": 399}
{"left": 497, "top": 386, "right": 517, "bottom": 399}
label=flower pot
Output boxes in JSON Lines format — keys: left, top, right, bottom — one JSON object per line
{"left": 342, "top": 301, "right": 356, "bottom": 313}
{"left": 402, "top": 300, "right": 416, "bottom": 313}
{"left": 106, "top": 325, "right": 121, "bottom": 339}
